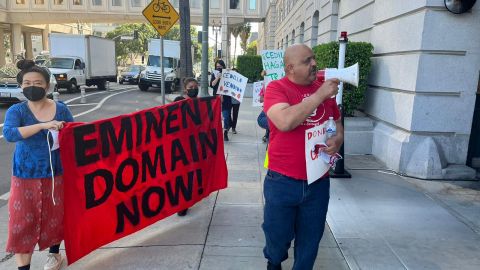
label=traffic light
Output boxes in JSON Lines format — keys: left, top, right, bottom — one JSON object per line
{"left": 133, "top": 30, "right": 139, "bottom": 40}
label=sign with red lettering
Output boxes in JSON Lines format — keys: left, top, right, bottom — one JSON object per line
{"left": 59, "top": 97, "right": 227, "bottom": 264}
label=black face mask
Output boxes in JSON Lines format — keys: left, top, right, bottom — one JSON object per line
{"left": 187, "top": 88, "right": 199, "bottom": 98}
{"left": 216, "top": 68, "right": 223, "bottom": 72}
{"left": 23, "top": 86, "right": 46, "bottom": 102}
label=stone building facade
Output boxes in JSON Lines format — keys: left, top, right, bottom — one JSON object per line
{"left": 258, "top": 0, "right": 480, "bottom": 179}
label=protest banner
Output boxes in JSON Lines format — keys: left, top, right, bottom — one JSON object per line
{"left": 59, "top": 97, "right": 228, "bottom": 264}
{"left": 252, "top": 81, "right": 264, "bottom": 107}
{"left": 305, "top": 123, "right": 330, "bottom": 184}
{"left": 218, "top": 70, "right": 248, "bottom": 102}
{"left": 261, "top": 50, "right": 285, "bottom": 86}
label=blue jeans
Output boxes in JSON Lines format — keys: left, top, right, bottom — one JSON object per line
{"left": 262, "top": 170, "right": 330, "bottom": 270}
{"left": 222, "top": 109, "right": 232, "bottom": 130}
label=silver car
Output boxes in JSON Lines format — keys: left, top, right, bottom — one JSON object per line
{"left": 0, "top": 68, "right": 58, "bottom": 104}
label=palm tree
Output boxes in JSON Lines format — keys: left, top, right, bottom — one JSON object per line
{"left": 231, "top": 26, "right": 242, "bottom": 68}
{"left": 239, "top": 23, "right": 252, "bottom": 55}
{"left": 179, "top": 0, "right": 194, "bottom": 90}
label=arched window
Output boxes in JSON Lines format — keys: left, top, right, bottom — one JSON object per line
{"left": 299, "top": 22, "right": 305, "bottom": 43}
{"left": 311, "top": 11, "right": 319, "bottom": 47}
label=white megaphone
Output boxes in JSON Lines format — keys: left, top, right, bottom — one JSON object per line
{"left": 317, "top": 62, "right": 359, "bottom": 87}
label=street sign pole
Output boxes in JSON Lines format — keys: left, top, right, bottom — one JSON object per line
{"left": 160, "top": 36, "right": 165, "bottom": 105}
{"left": 331, "top": 31, "right": 351, "bottom": 179}
{"left": 142, "top": 0, "right": 179, "bottom": 104}
{"left": 201, "top": 0, "right": 209, "bottom": 96}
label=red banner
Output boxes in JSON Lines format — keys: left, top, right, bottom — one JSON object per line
{"left": 59, "top": 97, "right": 228, "bottom": 264}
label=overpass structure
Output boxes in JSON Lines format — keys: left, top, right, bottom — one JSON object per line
{"left": 0, "top": 0, "right": 267, "bottom": 65}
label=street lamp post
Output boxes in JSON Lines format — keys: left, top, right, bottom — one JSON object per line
{"left": 212, "top": 20, "right": 221, "bottom": 59}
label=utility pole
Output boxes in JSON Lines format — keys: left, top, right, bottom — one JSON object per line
{"left": 201, "top": 0, "right": 209, "bottom": 96}
{"left": 213, "top": 20, "right": 221, "bottom": 59}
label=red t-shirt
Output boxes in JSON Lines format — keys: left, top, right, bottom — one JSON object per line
{"left": 264, "top": 77, "right": 341, "bottom": 180}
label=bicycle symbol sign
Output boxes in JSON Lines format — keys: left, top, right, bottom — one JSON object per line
{"left": 142, "top": 0, "right": 179, "bottom": 36}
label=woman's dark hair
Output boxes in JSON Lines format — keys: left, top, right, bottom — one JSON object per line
{"left": 16, "top": 59, "right": 50, "bottom": 85}
{"left": 183, "top": 77, "right": 198, "bottom": 89}
{"left": 214, "top": 59, "right": 226, "bottom": 69}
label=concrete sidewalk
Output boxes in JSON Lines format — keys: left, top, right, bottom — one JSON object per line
{"left": 0, "top": 96, "right": 479, "bottom": 269}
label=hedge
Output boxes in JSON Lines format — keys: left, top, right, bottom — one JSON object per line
{"left": 313, "top": 41, "right": 373, "bottom": 116}
{"left": 236, "top": 55, "right": 263, "bottom": 83}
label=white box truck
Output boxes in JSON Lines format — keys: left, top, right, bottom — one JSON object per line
{"left": 47, "top": 34, "right": 117, "bottom": 92}
{"left": 138, "top": 39, "right": 180, "bottom": 93}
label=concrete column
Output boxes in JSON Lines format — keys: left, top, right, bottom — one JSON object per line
{"left": 24, "top": 32, "right": 33, "bottom": 60}
{"left": 0, "top": 29, "right": 5, "bottom": 66}
{"left": 42, "top": 24, "right": 50, "bottom": 51}
{"left": 221, "top": 16, "right": 229, "bottom": 66}
{"left": 11, "top": 24, "right": 22, "bottom": 63}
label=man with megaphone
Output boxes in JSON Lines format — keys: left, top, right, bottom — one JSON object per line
{"left": 262, "top": 44, "right": 344, "bottom": 270}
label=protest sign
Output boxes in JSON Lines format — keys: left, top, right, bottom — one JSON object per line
{"left": 59, "top": 97, "right": 228, "bottom": 264}
{"left": 252, "top": 81, "right": 264, "bottom": 107}
{"left": 261, "top": 50, "right": 285, "bottom": 86}
{"left": 305, "top": 123, "right": 330, "bottom": 184}
{"left": 218, "top": 70, "right": 248, "bottom": 102}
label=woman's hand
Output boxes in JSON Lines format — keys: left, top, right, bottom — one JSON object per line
{"left": 42, "top": 120, "right": 66, "bottom": 131}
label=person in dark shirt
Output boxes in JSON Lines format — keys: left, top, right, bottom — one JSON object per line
{"left": 173, "top": 77, "right": 199, "bottom": 216}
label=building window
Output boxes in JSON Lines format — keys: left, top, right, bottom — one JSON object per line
{"left": 112, "top": 0, "right": 121, "bottom": 6}
{"left": 211, "top": 0, "right": 220, "bottom": 8}
{"left": 35, "top": 0, "right": 45, "bottom": 4}
{"left": 73, "top": 0, "right": 83, "bottom": 5}
{"left": 249, "top": 0, "right": 256, "bottom": 10}
{"left": 291, "top": 29, "right": 295, "bottom": 44}
{"left": 299, "top": 22, "right": 305, "bottom": 43}
{"left": 311, "top": 11, "right": 319, "bottom": 47}
{"left": 285, "top": 35, "right": 288, "bottom": 47}
{"left": 54, "top": 0, "right": 64, "bottom": 4}
{"left": 16, "top": 0, "right": 25, "bottom": 4}
{"left": 131, "top": 0, "right": 141, "bottom": 7}
{"left": 230, "top": 0, "right": 239, "bottom": 9}
{"left": 92, "top": 0, "right": 102, "bottom": 6}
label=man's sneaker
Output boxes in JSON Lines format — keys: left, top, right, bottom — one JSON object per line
{"left": 44, "top": 253, "right": 63, "bottom": 270}
{"left": 224, "top": 130, "right": 229, "bottom": 141}
{"left": 232, "top": 128, "right": 237, "bottom": 134}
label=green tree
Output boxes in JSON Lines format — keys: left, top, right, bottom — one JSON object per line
{"left": 106, "top": 23, "right": 157, "bottom": 66}
{"left": 106, "top": 23, "right": 200, "bottom": 66}
{"left": 246, "top": 40, "right": 257, "bottom": 55}
{"left": 239, "top": 23, "right": 251, "bottom": 55}
{"left": 231, "top": 26, "right": 242, "bottom": 67}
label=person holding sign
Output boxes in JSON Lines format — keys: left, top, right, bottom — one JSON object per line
{"left": 3, "top": 60, "right": 74, "bottom": 270}
{"left": 210, "top": 60, "right": 232, "bottom": 141}
{"left": 173, "top": 77, "right": 199, "bottom": 217}
{"left": 262, "top": 44, "right": 343, "bottom": 270}
{"left": 210, "top": 59, "right": 226, "bottom": 96}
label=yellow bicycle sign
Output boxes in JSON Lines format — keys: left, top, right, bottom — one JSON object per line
{"left": 143, "top": 0, "right": 179, "bottom": 36}
{"left": 153, "top": 0, "right": 170, "bottom": 13}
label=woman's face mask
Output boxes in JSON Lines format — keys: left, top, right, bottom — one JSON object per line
{"left": 186, "top": 88, "right": 199, "bottom": 98}
{"left": 22, "top": 86, "right": 46, "bottom": 102}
